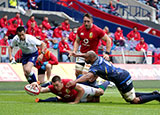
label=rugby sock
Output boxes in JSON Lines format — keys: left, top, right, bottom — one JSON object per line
{"left": 38, "top": 97, "right": 59, "bottom": 102}
{"left": 27, "top": 77, "right": 33, "bottom": 84}
{"left": 135, "top": 92, "right": 154, "bottom": 97}
{"left": 139, "top": 94, "right": 160, "bottom": 104}
{"left": 28, "top": 72, "right": 37, "bottom": 83}
{"left": 41, "top": 81, "right": 52, "bottom": 87}
{"left": 98, "top": 81, "right": 110, "bottom": 91}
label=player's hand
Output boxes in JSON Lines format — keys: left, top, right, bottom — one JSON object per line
{"left": 66, "top": 80, "right": 76, "bottom": 88}
{"left": 103, "top": 54, "right": 110, "bottom": 61}
{"left": 9, "top": 56, "right": 13, "bottom": 62}
{"left": 69, "top": 102, "right": 79, "bottom": 104}
{"left": 37, "top": 54, "right": 43, "bottom": 61}
{"left": 66, "top": 50, "right": 72, "bottom": 57}
{"left": 72, "top": 52, "right": 77, "bottom": 57}
{"left": 30, "top": 82, "right": 39, "bottom": 89}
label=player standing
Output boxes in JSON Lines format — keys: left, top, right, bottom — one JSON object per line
{"left": 8, "top": 26, "right": 46, "bottom": 83}
{"left": 69, "top": 13, "right": 111, "bottom": 77}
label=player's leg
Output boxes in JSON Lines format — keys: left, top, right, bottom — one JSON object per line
{"left": 75, "top": 56, "right": 86, "bottom": 77}
{"left": 121, "top": 87, "right": 160, "bottom": 104}
{"left": 45, "top": 64, "right": 52, "bottom": 81}
{"left": 134, "top": 91, "right": 160, "bottom": 104}
{"left": 23, "top": 62, "right": 37, "bottom": 84}
{"left": 35, "top": 97, "right": 61, "bottom": 103}
{"left": 135, "top": 92, "right": 157, "bottom": 97}
{"left": 37, "top": 68, "right": 45, "bottom": 84}
{"left": 82, "top": 63, "right": 91, "bottom": 75}
{"left": 22, "top": 51, "right": 38, "bottom": 83}
{"left": 75, "top": 63, "right": 85, "bottom": 77}
{"left": 38, "top": 69, "right": 52, "bottom": 87}
{"left": 98, "top": 80, "right": 110, "bottom": 91}
{"left": 79, "top": 84, "right": 104, "bottom": 103}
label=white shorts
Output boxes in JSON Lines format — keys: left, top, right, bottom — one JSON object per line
{"left": 77, "top": 84, "right": 98, "bottom": 102}
{"left": 75, "top": 57, "right": 91, "bottom": 72}
{"left": 120, "top": 88, "right": 136, "bottom": 102}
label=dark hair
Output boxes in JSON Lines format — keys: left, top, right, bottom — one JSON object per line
{"left": 30, "top": 15, "right": 35, "bottom": 18}
{"left": 16, "top": 26, "right": 25, "bottom": 33}
{"left": 52, "top": 75, "right": 61, "bottom": 83}
{"left": 133, "top": 26, "right": 138, "bottom": 29}
{"left": 3, "top": 14, "right": 7, "bottom": 17}
{"left": 64, "top": 19, "right": 69, "bottom": 21}
{"left": 83, "top": 13, "right": 92, "bottom": 19}
{"left": 16, "top": 12, "right": 20, "bottom": 14}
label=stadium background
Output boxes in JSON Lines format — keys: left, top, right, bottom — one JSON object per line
{"left": 0, "top": 0, "right": 160, "bottom": 114}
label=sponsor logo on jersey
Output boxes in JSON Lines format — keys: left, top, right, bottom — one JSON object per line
{"left": 80, "top": 32, "right": 84, "bottom": 35}
{"left": 89, "top": 32, "right": 93, "bottom": 38}
{"left": 66, "top": 89, "right": 70, "bottom": 94}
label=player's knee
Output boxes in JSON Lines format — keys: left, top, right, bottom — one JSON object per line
{"left": 46, "top": 64, "right": 51, "bottom": 70}
{"left": 99, "top": 89, "right": 104, "bottom": 95}
{"left": 96, "top": 88, "right": 104, "bottom": 96}
{"left": 130, "top": 97, "right": 140, "bottom": 104}
{"left": 24, "top": 68, "right": 31, "bottom": 75}
{"left": 75, "top": 70, "right": 82, "bottom": 77}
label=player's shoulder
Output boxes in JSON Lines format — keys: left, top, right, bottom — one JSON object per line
{"left": 25, "top": 34, "right": 34, "bottom": 38}
{"left": 26, "top": 34, "right": 37, "bottom": 40}
{"left": 92, "top": 24, "right": 103, "bottom": 31}
{"left": 77, "top": 25, "right": 85, "bottom": 31}
{"left": 12, "top": 35, "right": 19, "bottom": 41}
{"left": 62, "top": 79, "right": 72, "bottom": 85}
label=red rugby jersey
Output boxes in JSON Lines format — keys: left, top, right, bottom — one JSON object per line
{"left": 48, "top": 79, "right": 78, "bottom": 102}
{"left": 77, "top": 24, "right": 105, "bottom": 54}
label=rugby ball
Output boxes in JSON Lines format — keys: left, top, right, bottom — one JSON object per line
{"left": 24, "top": 84, "right": 40, "bottom": 96}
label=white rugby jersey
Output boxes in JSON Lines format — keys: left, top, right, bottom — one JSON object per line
{"left": 11, "top": 34, "right": 42, "bottom": 54}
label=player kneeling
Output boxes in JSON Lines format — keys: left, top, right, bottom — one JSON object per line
{"left": 29, "top": 75, "right": 108, "bottom": 104}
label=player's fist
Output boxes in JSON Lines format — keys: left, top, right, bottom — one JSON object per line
{"left": 103, "top": 54, "right": 110, "bottom": 61}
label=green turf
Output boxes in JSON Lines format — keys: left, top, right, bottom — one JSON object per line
{"left": 0, "top": 81, "right": 160, "bottom": 115}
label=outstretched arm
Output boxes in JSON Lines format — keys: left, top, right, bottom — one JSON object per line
{"left": 31, "top": 82, "right": 50, "bottom": 93}
{"left": 66, "top": 72, "right": 95, "bottom": 88}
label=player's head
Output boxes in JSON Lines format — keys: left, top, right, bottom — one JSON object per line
{"left": 83, "top": 13, "right": 93, "bottom": 30}
{"left": 51, "top": 75, "right": 63, "bottom": 91}
{"left": 133, "top": 26, "right": 138, "bottom": 31}
{"left": 85, "top": 50, "right": 98, "bottom": 64}
{"left": 3, "top": 14, "right": 7, "bottom": 19}
{"left": 64, "top": 19, "right": 69, "bottom": 24}
{"left": 16, "top": 26, "right": 26, "bottom": 41}
{"left": 16, "top": 12, "right": 20, "bottom": 18}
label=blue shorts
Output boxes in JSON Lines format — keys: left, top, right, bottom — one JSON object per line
{"left": 115, "top": 70, "right": 133, "bottom": 93}
{"left": 22, "top": 51, "right": 38, "bottom": 65}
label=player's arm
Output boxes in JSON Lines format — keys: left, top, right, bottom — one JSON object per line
{"left": 39, "top": 87, "right": 50, "bottom": 93}
{"left": 66, "top": 72, "right": 95, "bottom": 88}
{"left": 69, "top": 84, "right": 85, "bottom": 104}
{"left": 31, "top": 82, "right": 50, "bottom": 93}
{"left": 73, "top": 35, "right": 80, "bottom": 53}
{"left": 8, "top": 46, "right": 13, "bottom": 61}
{"left": 68, "top": 35, "right": 80, "bottom": 57}
{"left": 101, "top": 34, "right": 111, "bottom": 60}
{"left": 37, "top": 41, "right": 46, "bottom": 61}
{"left": 40, "top": 41, "right": 46, "bottom": 54}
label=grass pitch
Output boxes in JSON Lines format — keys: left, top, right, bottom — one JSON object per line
{"left": 0, "top": 81, "right": 160, "bottom": 115}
